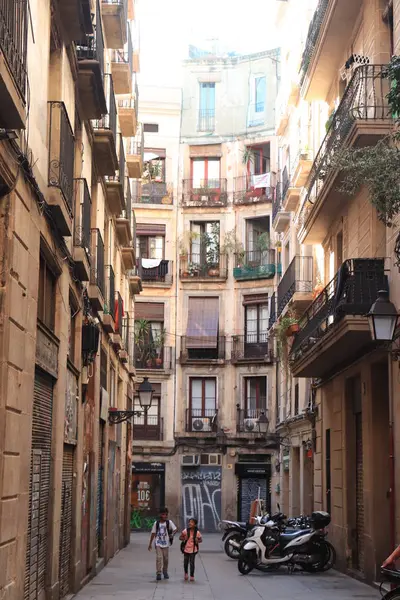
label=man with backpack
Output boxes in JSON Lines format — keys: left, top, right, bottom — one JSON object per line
{"left": 148, "top": 508, "right": 177, "bottom": 580}
{"left": 179, "top": 518, "right": 202, "bottom": 582}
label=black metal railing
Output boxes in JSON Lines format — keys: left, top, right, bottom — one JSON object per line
{"left": 104, "top": 265, "right": 116, "bottom": 319}
{"left": 126, "top": 136, "right": 142, "bottom": 157}
{"left": 305, "top": 64, "right": 390, "bottom": 207}
{"left": 290, "top": 258, "right": 388, "bottom": 361}
{"left": 121, "top": 313, "right": 129, "bottom": 351}
{"left": 277, "top": 256, "right": 314, "bottom": 316}
{"left": 180, "top": 253, "right": 227, "bottom": 280}
{"left": 282, "top": 165, "right": 290, "bottom": 198}
{"left": 76, "top": 0, "right": 105, "bottom": 78}
{"left": 299, "top": 0, "right": 329, "bottom": 82}
{"left": 272, "top": 183, "right": 281, "bottom": 222}
{"left": 115, "top": 291, "right": 123, "bottom": 333}
{"left": 180, "top": 336, "right": 226, "bottom": 362}
{"left": 231, "top": 336, "right": 270, "bottom": 362}
{"left": 235, "top": 250, "right": 275, "bottom": 269}
{"left": 182, "top": 179, "right": 228, "bottom": 207}
{"left": 269, "top": 292, "right": 277, "bottom": 329}
{"left": 134, "top": 344, "right": 172, "bottom": 370}
{"left": 106, "top": 133, "right": 125, "bottom": 188}
{"left": 198, "top": 109, "right": 215, "bottom": 132}
{"left": 233, "top": 176, "right": 274, "bottom": 205}
{"left": 133, "top": 417, "right": 163, "bottom": 441}
{"left": 90, "top": 228, "right": 105, "bottom": 296}
{"left": 131, "top": 179, "right": 141, "bottom": 201}
{"left": 186, "top": 409, "right": 218, "bottom": 433}
{"left": 140, "top": 259, "right": 173, "bottom": 285}
{"left": 141, "top": 182, "right": 173, "bottom": 204}
{"left": 93, "top": 73, "right": 117, "bottom": 139}
{"left": 111, "top": 24, "right": 133, "bottom": 72}
{"left": 48, "top": 102, "right": 75, "bottom": 215}
{"left": 237, "top": 407, "right": 268, "bottom": 433}
{"left": 73, "top": 179, "right": 91, "bottom": 254}
{"left": 0, "top": 0, "right": 28, "bottom": 98}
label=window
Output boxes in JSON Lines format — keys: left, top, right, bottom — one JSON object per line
{"left": 255, "top": 76, "right": 266, "bottom": 112}
{"left": 38, "top": 254, "right": 56, "bottom": 331}
{"left": 133, "top": 396, "right": 161, "bottom": 440}
{"left": 245, "top": 303, "right": 269, "bottom": 344}
{"left": 110, "top": 365, "right": 116, "bottom": 407}
{"left": 186, "top": 297, "right": 219, "bottom": 359}
{"left": 198, "top": 83, "right": 215, "bottom": 131}
{"left": 244, "top": 377, "right": 267, "bottom": 417}
{"left": 189, "top": 378, "right": 217, "bottom": 430}
{"left": 294, "top": 382, "right": 299, "bottom": 415}
{"left": 190, "top": 221, "right": 220, "bottom": 265}
{"left": 191, "top": 158, "right": 220, "bottom": 189}
{"left": 246, "top": 218, "right": 269, "bottom": 255}
{"left": 143, "top": 156, "right": 165, "bottom": 183}
{"left": 137, "top": 235, "right": 164, "bottom": 259}
{"left": 134, "top": 315, "right": 165, "bottom": 369}
{"left": 143, "top": 123, "right": 159, "bottom": 133}
{"left": 68, "top": 294, "right": 78, "bottom": 363}
{"left": 100, "top": 348, "right": 108, "bottom": 390}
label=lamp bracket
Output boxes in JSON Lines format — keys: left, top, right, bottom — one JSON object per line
{"left": 108, "top": 409, "right": 146, "bottom": 425}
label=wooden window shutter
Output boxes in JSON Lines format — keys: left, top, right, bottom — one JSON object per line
{"left": 136, "top": 223, "right": 166, "bottom": 236}
{"left": 135, "top": 302, "right": 164, "bottom": 321}
{"left": 243, "top": 294, "right": 269, "bottom": 306}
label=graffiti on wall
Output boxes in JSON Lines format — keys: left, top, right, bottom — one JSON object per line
{"left": 181, "top": 467, "right": 221, "bottom": 531}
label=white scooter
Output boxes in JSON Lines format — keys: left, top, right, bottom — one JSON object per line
{"left": 237, "top": 511, "right": 332, "bottom": 575}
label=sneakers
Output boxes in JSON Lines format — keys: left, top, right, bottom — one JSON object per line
{"left": 184, "top": 574, "right": 189, "bottom": 581}
{"left": 156, "top": 574, "right": 162, "bottom": 581}
{"left": 190, "top": 577, "right": 195, "bottom": 582}
{"left": 163, "top": 573, "right": 169, "bottom": 580}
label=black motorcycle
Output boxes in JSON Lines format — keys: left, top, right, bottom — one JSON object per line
{"left": 381, "top": 568, "right": 400, "bottom": 599}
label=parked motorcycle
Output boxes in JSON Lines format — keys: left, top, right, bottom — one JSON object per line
{"left": 237, "top": 510, "right": 333, "bottom": 575}
{"left": 380, "top": 568, "right": 400, "bottom": 600}
{"left": 221, "top": 515, "right": 269, "bottom": 559}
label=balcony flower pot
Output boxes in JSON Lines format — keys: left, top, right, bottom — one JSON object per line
{"left": 146, "top": 359, "right": 153, "bottom": 368}
{"left": 285, "top": 323, "right": 299, "bottom": 336}
{"left": 208, "top": 267, "right": 220, "bottom": 277}
{"left": 161, "top": 195, "right": 172, "bottom": 205}
{"left": 155, "top": 357, "right": 163, "bottom": 367}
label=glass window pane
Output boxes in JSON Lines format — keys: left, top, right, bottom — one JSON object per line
{"left": 246, "top": 307, "right": 257, "bottom": 342}
{"left": 207, "top": 160, "right": 220, "bottom": 187}
{"left": 192, "top": 160, "right": 205, "bottom": 188}
{"left": 205, "top": 379, "right": 216, "bottom": 411}
{"left": 259, "top": 304, "right": 269, "bottom": 340}
{"left": 149, "top": 236, "right": 163, "bottom": 259}
{"left": 191, "top": 379, "right": 202, "bottom": 410}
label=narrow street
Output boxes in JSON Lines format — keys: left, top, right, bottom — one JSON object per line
{"left": 76, "top": 534, "right": 379, "bottom": 600}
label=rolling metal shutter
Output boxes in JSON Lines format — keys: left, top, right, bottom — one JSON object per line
{"left": 355, "top": 413, "right": 365, "bottom": 572}
{"left": 24, "top": 370, "right": 54, "bottom": 600}
{"left": 59, "top": 445, "right": 74, "bottom": 598}
{"left": 97, "top": 423, "right": 104, "bottom": 555}
{"left": 136, "top": 224, "right": 166, "bottom": 236}
{"left": 135, "top": 302, "right": 164, "bottom": 321}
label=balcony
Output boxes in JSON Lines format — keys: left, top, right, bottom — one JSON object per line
{"left": 292, "top": 152, "right": 313, "bottom": 188}
{"left": 277, "top": 256, "right": 314, "bottom": 317}
{"left": 102, "top": 265, "right": 116, "bottom": 332}
{"left": 272, "top": 183, "right": 290, "bottom": 233}
{"left": 105, "top": 133, "right": 126, "bottom": 214}
{"left": 93, "top": 74, "right": 119, "bottom": 176}
{"left": 231, "top": 336, "right": 271, "bottom": 364}
{"left": 110, "top": 27, "right": 133, "bottom": 94}
{"left": 89, "top": 228, "right": 105, "bottom": 311}
{"left": 180, "top": 336, "right": 226, "bottom": 364}
{"left": 233, "top": 250, "right": 276, "bottom": 281}
{"left": 110, "top": 291, "right": 124, "bottom": 349}
{"left": 47, "top": 102, "right": 75, "bottom": 236}
{"left": 237, "top": 407, "right": 268, "bottom": 434}
{"left": 59, "top": 0, "right": 92, "bottom": 43}
{"left": 73, "top": 178, "right": 91, "bottom": 281}
{"left": 290, "top": 258, "right": 388, "bottom": 379}
{"left": 134, "top": 343, "right": 172, "bottom": 371}
{"left": 118, "top": 93, "right": 138, "bottom": 137}
{"left": 116, "top": 176, "right": 133, "bottom": 246}
{"left": 300, "top": 64, "right": 391, "bottom": 244}
{"left": 121, "top": 238, "right": 136, "bottom": 270}
{"left": 300, "top": 0, "right": 363, "bottom": 100}
{"left": 133, "top": 417, "right": 163, "bottom": 442}
{"left": 76, "top": 0, "right": 107, "bottom": 120}
{"left": 186, "top": 409, "right": 218, "bottom": 434}
{"left": 182, "top": 179, "right": 228, "bottom": 208}
{"left": 128, "top": 264, "right": 142, "bottom": 295}
{"left": 119, "top": 314, "right": 130, "bottom": 363}
{"left": 233, "top": 175, "right": 274, "bottom": 206}
{"left": 180, "top": 254, "right": 228, "bottom": 281}
{"left": 198, "top": 109, "right": 215, "bottom": 132}
{"left": 140, "top": 182, "right": 173, "bottom": 205}
{"left": 0, "top": 0, "right": 28, "bottom": 128}
{"left": 126, "top": 132, "right": 143, "bottom": 178}
{"left": 140, "top": 259, "right": 173, "bottom": 287}
{"left": 101, "top": 0, "right": 127, "bottom": 49}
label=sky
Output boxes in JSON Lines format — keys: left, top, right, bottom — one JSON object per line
{"left": 137, "top": 0, "right": 282, "bottom": 87}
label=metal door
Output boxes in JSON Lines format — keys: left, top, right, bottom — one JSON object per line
{"left": 354, "top": 413, "right": 365, "bottom": 571}
{"left": 59, "top": 445, "right": 74, "bottom": 598}
{"left": 107, "top": 442, "right": 116, "bottom": 558}
{"left": 239, "top": 477, "right": 268, "bottom": 522}
{"left": 97, "top": 422, "right": 104, "bottom": 556}
{"left": 24, "top": 371, "right": 54, "bottom": 600}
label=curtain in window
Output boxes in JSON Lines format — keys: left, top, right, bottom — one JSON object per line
{"left": 259, "top": 304, "right": 269, "bottom": 342}
{"left": 186, "top": 297, "right": 219, "bottom": 348}
{"left": 246, "top": 306, "right": 258, "bottom": 343}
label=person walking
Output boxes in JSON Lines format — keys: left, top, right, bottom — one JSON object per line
{"left": 148, "top": 508, "right": 177, "bottom": 581}
{"left": 180, "top": 518, "right": 202, "bottom": 582}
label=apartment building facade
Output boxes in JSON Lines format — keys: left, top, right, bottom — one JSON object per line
{"left": 0, "top": 1, "right": 142, "bottom": 599}
{"left": 271, "top": 0, "right": 400, "bottom": 585}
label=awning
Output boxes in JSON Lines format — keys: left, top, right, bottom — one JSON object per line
{"left": 186, "top": 297, "right": 219, "bottom": 348}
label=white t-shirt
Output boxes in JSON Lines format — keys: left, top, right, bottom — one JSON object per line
{"left": 151, "top": 520, "right": 177, "bottom": 548}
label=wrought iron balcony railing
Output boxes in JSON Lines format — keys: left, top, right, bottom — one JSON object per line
{"left": 115, "top": 291, "right": 123, "bottom": 333}
{"left": 186, "top": 409, "right": 218, "bottom": 433}
{"left": 90, "top": 228, "right": 105, "bottom": 296}
{"left": 290, "top": 258, "right": 388, "bottom": 362}
{"left": 299, "top": 0, "right": 329, "bottom": 83}
{"left": 233, "top": 176, "right": 274, "bottom": 205}
{"left": 93, "top": 73, "right": 117, "bottom": 140}
{"left": 126, "top": 136, "right": 143, "bottom": 157}
{"left": 182, "top": 179, "right": 228, "bottom": 207}
{"left": 237, "top": 407, "right": 268, "bottom": 433}
{"left": 48, "top": 102, "right": 75, "bottom": 215}
{"left": 305, "top": 64, "right": 390, "bottom": 208}
{"left": 272, "top": 183, "right": 282, "bottom": 222}
{"left": 121, "top": 313, "right": 130, "bottom": 351}
{"left": 0, "top": 0, "right": 28, "bottom": 98}
{"left": 180, "top": 336, "right": 226, "bottom": 362}
{"left": 105, "top": 133, "right": 125, "bottom": 188}
{"left": 269, "top": 292, "right": 277, "bottom": 329}
{"left": 233, "top": 250, "right": 276, "bottom": 281}
{"left": 180, "top": 253, "right": 227, "bottom": 280}
{"left": 140, "top": 259, "right": 173, "bottom": 285}
{"left": 133, "top": 416, "right": 163, "bottom": 441}
{"left": 231, "top": 336, "right": 271, "bottom": 363}
{"left": 104, "top": 265, "right": 116, "bottom": 319}
{"left": 76, "top": 0, "right": 105, "bottom": 78}
{"left": 73, "top": 179, "right": 91, "bottom": 256}
{"left": 198, "top": 109, "right": 215, "bottom": 132}
{"left": 141, "top": 182, "right": 174, "bottom": 205}
{"left": 111, "top": 24, "right": 132, "bottom": 71}
{"left": 277, "top": 256, "right": 314, "bottom": 316}
{"left": 134, "top": 344, "right": 172, "bottom": 370}
{"left": 281, "top": 165, "right": 290, "bottom": 198}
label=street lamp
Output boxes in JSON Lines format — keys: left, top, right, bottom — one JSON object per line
{"left": 367, "top": 290, "right": 399, "bottom": 342}
{"left": 257, "top": 411, "right": 269, "bottom": 435}
{"left": 108, "top": 377, "right": 154, "bottom": 425}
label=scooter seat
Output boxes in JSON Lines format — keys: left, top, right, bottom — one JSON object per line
{"left": 280, "top": 529, "right": 311, "bottom": 543}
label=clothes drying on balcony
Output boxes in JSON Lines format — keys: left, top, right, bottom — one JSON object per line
{"left": 252, "top": 173, "right": 270, "bottom": 188}
{"left": 142, "top": 258, "right": 162, "bottom": 269}
{"left": 141, "top": 259, "right": 169, "bottom": 279}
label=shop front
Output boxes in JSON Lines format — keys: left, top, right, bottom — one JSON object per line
{"left": 235, "top": 461, "right": 271, "bottom": 521}
{"left": 131, "top": 462, "right": 165, "bottom": 530}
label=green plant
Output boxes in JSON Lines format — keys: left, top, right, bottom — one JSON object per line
{"left": 153, "top": 327, "right": 166, "bottom": 356}
{"left": 256, "top": 232, "right": 271, "bottom": 252}
{"left": 325, "top": 109, "right": 335, "bottom": 132}
{"left": 242, "top": 148, "right": 255, "bottom": 165}
{"left": 275, "top": 312, "right": 299, "bottom": 373}
{"left": 383, "top": 56, "right": 400, "bottom": 118}
{"left": 142, "top": 160, "right": 162, "bottom": 183}
{"left": 221, "top": 228, "right": 244, "bottom": 258}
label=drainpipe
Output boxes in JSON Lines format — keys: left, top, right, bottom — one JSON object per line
{"left": 388, "top": 356, "right": 396, "bottom": 551}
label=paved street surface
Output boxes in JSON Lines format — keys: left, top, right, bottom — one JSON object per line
{"left": 76, "top": 534, "right": 379, "bottom": 600}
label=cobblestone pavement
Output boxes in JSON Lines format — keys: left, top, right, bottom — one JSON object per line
{"left": 76, "top": 533, "right": 379, "bottom": 600}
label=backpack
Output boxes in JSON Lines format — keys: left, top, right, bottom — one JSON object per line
{"left": 180, "top": 527, "right": 198, "bottom": 554}
{"left": 156, "top": 519, "right": 174, "bottom": 545}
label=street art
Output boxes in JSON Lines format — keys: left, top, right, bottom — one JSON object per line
{"left": 130, "top": 509, "right": 157, "bottom": 530}
{"left": 181, "top": 466, "right": 221, "bottom": 531}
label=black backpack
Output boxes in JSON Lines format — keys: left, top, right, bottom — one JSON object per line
{"left": 156, "top": 519, "right": 174, "bottom": 545}
{"left": 180, "top": 527, "right": 198, "bottom": 554}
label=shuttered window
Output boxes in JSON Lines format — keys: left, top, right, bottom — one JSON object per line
{"left": 59, "top": 446, "right": 74, "bottom": 597}
{"left": 38, "top": 254, "right": 56, "bottom": 331}
{"left": 186, "top": 297, "right": 219, "bottom": 348}
{"left": 135, "top": 302, "right": 164, "bottom": 321}
{"left": 136, "top": 223, "right": 166, "bottom": 236}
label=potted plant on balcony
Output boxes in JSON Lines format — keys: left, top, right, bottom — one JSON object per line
{"left": 153, "top": 328, "right": 166, "bottom": 367}
{"left": 275, "top": 311, "right": 299, "bottom": 374}
{"left": 134, "top": 319, "right": 151, "bottom": 368}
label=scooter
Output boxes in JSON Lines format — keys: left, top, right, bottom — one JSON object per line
{"left": 237, "top": 511, "right": 333, "bottom": 575}
{"left": 380, "top": 568, "right": 400, "bottom": 600}
{"left": 221, "top": 515, "right": 269, "bottom": 559}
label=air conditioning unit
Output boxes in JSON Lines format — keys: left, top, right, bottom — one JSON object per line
{"left": 244, "top": 419, "right": 256, "bottom": 432}
{"left": 181, "top": 454, "right": 200, "bottom": 466}
{"left": 208, "top": 453, "right": 221, "bottom": 466}
{"left": 192, "top": 417, "right": 214, "bottom": 432}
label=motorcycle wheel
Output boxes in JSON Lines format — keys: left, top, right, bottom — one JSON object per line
{"left": 238, "top": 558, "right": 254, "bottom": 575}
{"left": 224, "top": 532, "right": 244, "bottom": 559}
{"left": 382, "top": 591, "right": 400, "bottom": 600}
{"left": 301, "top": 540, "right": 330, "bottom": 573}
{"left": 319, "top": 541, "right": 336, "bottom": 572}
